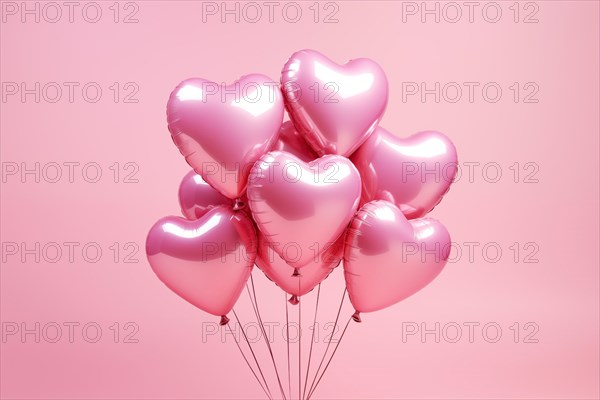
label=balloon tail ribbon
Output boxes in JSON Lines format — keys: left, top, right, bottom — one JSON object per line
{"left": 306, "top": 316, "right": 353, "bottom": 400}
{"left": 230, "top": 309, "right": 273, "bottom": 399}
{"left": 247, "top": 275, "right": 287, "bottom": 400}
{"left": 233, "top": 198, "right": 246, "bottom": 210}
{"left": 306, "top": 287, "right": 347, "bottom": 398}
{"left": 302, "top": 283, "right": 321, "bottom": 400}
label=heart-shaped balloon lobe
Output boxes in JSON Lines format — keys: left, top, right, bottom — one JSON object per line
{"left": 146, "top": 207, "right": 257, "bottom": 318}
{"left": 179, "top": 170, "right": 232, "bottom": 220}
{"left": 178, "top": 170, "right": 249, "bottom": 220}
{"left": 247, "top": 151, "right": 361, "bottom": 269}
{"left": 167, "top": 74, "right": 284, "bottom": 199}
{"left": 344, "top": 201, "right": 450, "bottom": 315}
{"left": 281, "top": 49, "right": 388, "bottom": 157}
{"left": 272, "top": 121, "right": 319, "bottom": 162}
{"left": 256, "top": 233, "right": 343, "bottom": 299}
{"left": 351, "top": 128, "right": 458, "bottom": 219}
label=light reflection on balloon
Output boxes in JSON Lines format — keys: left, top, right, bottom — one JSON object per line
{"left": 146, "top": 207, "right": 257, "bottom": 323}
{"left": 344, "top": 201, "right": 450, "bottom": 317}
{"left": 248, "top": 151, "right": 361, "bottom": 270}
{"left": 168, "top": 74, "right": 284, "bottom": 200}
{"left": 281, "top": 49, "right": 388, "bottom": 157}
{"left": 351, "top": 127, "right": 458, "bottom": 219}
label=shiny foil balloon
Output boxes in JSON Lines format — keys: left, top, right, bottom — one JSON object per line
{"left": 179, "top": 170, "right": 231, "bottom": 220}
{"left": 146, "top": 207, "right": 257, "bottom": 323}
{"left": 167, "top": 74, "right": 284, "bottom": 199}
{"left": 281, "top": 49, "right": 388, "bottom": 157}
{"left": 351, "top": 128, "right": 458, "bottom": 219}
{"left": 178, "top": 170, "right": 248, "bottom": 220}
{"left": 344, "top": 201, "right": 450, "bottom": 319}
{"left": 256, "top": 233, "right": 343, "bottom": 303}
{"left": 272, "top": 121, "right": 319, "bottom": 162}
{"left": 247, "top": 151, "right": 361, "bottom": 270}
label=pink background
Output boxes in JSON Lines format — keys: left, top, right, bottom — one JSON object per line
{"left": 1, "top": 1, "right": 599, "bottom": 399}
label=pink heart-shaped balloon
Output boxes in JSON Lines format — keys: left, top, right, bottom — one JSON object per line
{"left": 344, "top": 201, "right": 450, "bottom": 317}
{"left": 146, "top": 207, "right": 257, "bottom": 321}
{"left": 351, "top": 127, "right": 458, "bottom": 219}
{"left": 271, "top": 120, "right": 319, "bottom": 162}
{"left": 167, "top": 74, "right": 284, "bottom": 199}
{"left": 281, "top": 49, "right": 388, "bottom": 157}
{"left": 178, "top": 119, "right": 316, "bottom": 220}
{"left": 256, "top": 233, "right": 343, "bottom": 301}
{"left": 248, "top": 151, "right": 361, "bottom": 270}
{"left": 178, "top": 170, "right": 249, "bottom": 219}
{"left": 179, "top": 170, "right": 232, "bottom": 220}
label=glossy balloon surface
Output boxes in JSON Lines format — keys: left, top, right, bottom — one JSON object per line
{"left": 179, "top": 170, "right": 232, "bottom": 220}
{"left": 248, "top": 151, "right": 361, "bottom": 269}
{"left": 281, "top": 49, "right": 388, "bottom": 157}
{"left": 344, "top": 201, "right": 450, "bottom": 313}
{"left": 168, "top": 74, "right": 284, "bottom": 199}
{"left": 272, "top": 120, "right": 319, "bottom": 162}
{"left": 351, "top": 128, "right": 458, "bottom": 219}
{"left": 256, "top": 234, "right": 343, "bottom": 297}
{"left": 146, "top": 207, "right": 257, "bottom": 317}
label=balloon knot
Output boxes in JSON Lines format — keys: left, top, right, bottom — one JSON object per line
{"left": 292, "top": 268, "right": 301, "bottom": 277}
{"left": 232, "top": 198, "right": 246, "bottom": 211}
{"left": 219, "top": 315, "right": 230, "bottom": 326}
{"left": 352, "top": 311, "right": 362, "bottom": 323}
{"left": 288, "top": 295, "right": 299, "bottom": 305}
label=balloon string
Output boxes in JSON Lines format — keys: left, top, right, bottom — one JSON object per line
{"left": 298, "top": 284, "right": 302, "bottom": 400}
{"left": 285, "top": 292, "right": 292, "bottom": 400}
{"left": 227, "top": 309, "right": 273, "bottom": 399}
{"left": 225, "top": 322, "right": 271, "bottom": 399}
{"left": 306, "top": 316, "right": 352, "bottom": 400}
{"left": 225, "top": 322, "right": 272, "bottom": 399}
{"left": 306, "top": 287, "right": 347, "bottom": 398}
{"left": 302, "top": 283, "right": 321, "bottom": 400}
{"left": 247, "top": 276, "right": 288, "bottom": 400}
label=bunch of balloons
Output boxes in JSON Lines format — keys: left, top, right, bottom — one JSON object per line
{"left": 146, "top": 49, "right": 457, "bottom": 398}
